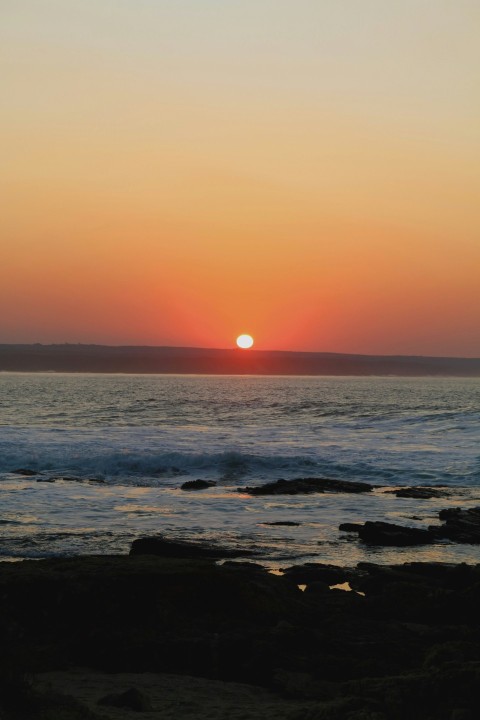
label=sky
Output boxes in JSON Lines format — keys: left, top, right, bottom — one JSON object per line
{"left": 2, "top": 0, "right": 480, "bottom": 355}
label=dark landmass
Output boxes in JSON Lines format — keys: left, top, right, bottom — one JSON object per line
{"left": 1, "top": 343, "right": 480, "bottom": 375}
{"left": 1, "top": 550, "right": 479, "bottom": 719}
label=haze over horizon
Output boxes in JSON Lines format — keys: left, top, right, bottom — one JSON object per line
{"left": 2, "top": 1, "right": 479, "bottom": 356}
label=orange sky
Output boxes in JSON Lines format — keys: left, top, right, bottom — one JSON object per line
{"left": 2, "top": 1, "right": 480, "bottom": 355}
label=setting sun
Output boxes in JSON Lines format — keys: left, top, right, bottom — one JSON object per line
{"left": 236, "top": 334, "right": 254, "bottom": 349}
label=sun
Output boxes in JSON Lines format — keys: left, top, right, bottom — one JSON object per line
{"left": 236, "top": 334, "right": 254, "bottom": 349}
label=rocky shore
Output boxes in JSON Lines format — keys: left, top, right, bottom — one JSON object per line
{"left": 1, "top": 541, "right": 479, "bottom": 720}
{"left": 340, "top": 506, "right": 480, "bottom": 546}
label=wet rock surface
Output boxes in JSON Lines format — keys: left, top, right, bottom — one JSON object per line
{"left": 180, "top": 479, "right": 217, "bottom": 491}
{"left": 387, "top": 486, "right": 453, "bottom": 499}
{"left": 351, "top": 520, "right": 436, "bottom": 546}
{"left": 340, "top": 506, "right": 480, "bottom": 547}
{"left": 339, "top": 522, "right": 364, "bottom": 533}
{"left": 130, "top": 535, "right": 250, "bottom": 559}
{"left": 239, "top": 477, "right": 374, "bottom": 496}
{"left": 1, "top": 552, "right": 479, "bottom": 719}
{"left": 281, "top": 562, "right": 353, "bottom": 586}
{"left": 434, "top": 507, "right": 480, "bottom": 543}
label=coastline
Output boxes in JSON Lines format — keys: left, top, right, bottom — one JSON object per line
{"left": 2, "top": 344, "right": 480, "bottom": 376}
{"left": 1, "top": 374, "right": 479, "bottom": 717}
{"left": 1, "top": 550, "right": 480, "bottom": 719}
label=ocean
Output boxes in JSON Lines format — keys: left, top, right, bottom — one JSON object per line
{"left": 1, "top": 373, "right": 479, "bottom": 566}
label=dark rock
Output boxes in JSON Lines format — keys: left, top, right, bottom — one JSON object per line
{"left": 450, "top": 710, "right": 473, "bottom": 720}
{"left": 36, "top": 477, "right": 56, "bottom": 483}
{"left": 424, "top": 640, "right": 480, "bottom": 669}
{"left": 387, "top": 486, "right": 452, "bottom": 499}
{"left": 345, "top": 663, "right": 480, "bottom": 720}
{"left": 180, "top": 479, "right": 216, "bottom": 491}
{"left": 353, "top": 561, "right": 480, "bottom": 596}
{"left": 433, "top": 507, "right": 480, "bottom": 544}
{"left": 341, "top": 507, "right": 480, "bottom": 547}
{"left": 222, "top": 561, "right": 266, "bottom": 572}
{"left": 12, "top": 468, "right": 38, "bottom": 476}
{"left": 130, "top": 535, "right": 250, "bottom": 558}
{"left": 357, "top": 521, "right": 436, "bottom": 546}
{"left": 304, "top": 581, "right": 330, "bottom": 595}
{"left": 2, "top": 555, "right": 480, "bottom": 719}
{"left": 98, "top": 687, "right": 152, "bottom": 711}
{"left": 263, "top": 521, "right": 301, "bottom": 526}
{"left": 339, "top": 523, "right": 363, "bottom": 532}
{"left": 239, "top": 477, "right": 373, "bottom": 496}
{"left": 282, "top": 563, "right": 351, "bottom": 586}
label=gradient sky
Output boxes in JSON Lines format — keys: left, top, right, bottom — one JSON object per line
{"left": 2, "top": 1, "right": 480, "bottom": 355}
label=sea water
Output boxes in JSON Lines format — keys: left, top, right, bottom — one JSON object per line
{"left": 1, "top": 373, "right": 479, "bottom": 566}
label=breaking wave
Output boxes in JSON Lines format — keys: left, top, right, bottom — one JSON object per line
{"left": 0, "top": 424, "right": 479, "bottom": 486}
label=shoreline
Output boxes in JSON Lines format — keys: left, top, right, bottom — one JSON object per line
{"left": 2, "top": 471, "right": 480, "bottom": 568}
{"left": 1, "top": 550, "right": 479, "bottom": 719}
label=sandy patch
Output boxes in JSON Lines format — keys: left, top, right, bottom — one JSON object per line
{"left": 35, "top": 669, "right": 307, "bottom": 720}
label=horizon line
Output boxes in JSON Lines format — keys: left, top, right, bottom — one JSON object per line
{"left": 1, "top": 342, "right": 479, "bottom": 362}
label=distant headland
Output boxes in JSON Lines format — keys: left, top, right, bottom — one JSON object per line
{"left": 1, "top": 344, "right": 479, "bottom": 376}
